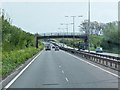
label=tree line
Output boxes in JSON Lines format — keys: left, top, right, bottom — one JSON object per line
{"left": 1, "top": 17, "right": 36, "bottom": 52}
{"left": 1, "top": 16, "right": 43, "bottom": 77}
{"left": 86, "top": 21, "right": 119, "bottom": 53}
{"left": 101, "top": 22, "right": 119, "bottom": 53}
{"left": 59, "top": 21, "right": 119, "bottom": 53}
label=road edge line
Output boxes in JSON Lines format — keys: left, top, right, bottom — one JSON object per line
{"left": 61, "top": 50, "right": 120, "bottom": 78}
{"left": 4, "top": 50, "right": 43, "bottom": 89}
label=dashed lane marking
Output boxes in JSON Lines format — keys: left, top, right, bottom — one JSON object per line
{"left": 61, "top": 50, "right": 120, "bottom": 78}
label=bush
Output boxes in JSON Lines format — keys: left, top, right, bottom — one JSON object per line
{"left": 2, "top": 47, "right": 40, "bottom": 77}
{"left": 1, "top": 16, "right": 44, "bottom": 78}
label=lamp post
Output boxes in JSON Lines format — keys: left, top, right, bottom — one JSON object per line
{"left": 65, "top": 15, "right": 82, "bottom": 49}
{"left": 70, "top": 16, "right": 76, "bottom": 48}
{"left": 60, "top": 23, "right": 68, "bottom": 35}
{"left": 78, "top": 15, "right": 83, "bottom": 34}
{"left": 61, "top": 23, "right": 69, "bottom": 47}
{"left": 88, "top": 0, "right": 91, "bottom": 52}
{"left": 78, "top": 25, "right": 82, "bottom": 35}
{"left": 65, "top": 16, "right": 75, "bottom": 48}
{"left": 58, "top": 28, "right": 65, "bottom": 47}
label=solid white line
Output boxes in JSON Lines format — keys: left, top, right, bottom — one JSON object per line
{"left": 65, "top": 77, "right": 69, "bottom": 82}
{"left": 4, "top": 50, "right": 43, "bottom": 88}
{"left": 62, "top": 70, "right": 64, "bottom": 74}
{"left": 61, "top": 50, "right": 120, "bottom": 78}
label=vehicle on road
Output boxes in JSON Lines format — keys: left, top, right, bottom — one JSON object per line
{"left": 78, "top": 43, "right": 86, "bottom": 50}
{"left": 52, "top": 46, "right": 55, "bottom": 48}
{"left": 45, "top": 44, "right": 51, "bottom": 51}
{"left": 96, "top": 47, "right": 103, "bottom": 53}
{"left": 55, "top": 46, "right": 59, "bottom": 51}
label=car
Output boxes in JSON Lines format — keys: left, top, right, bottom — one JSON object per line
{"left": 45, "top": 45, "right": 51, "bottom": 51}
{"left": 96, "top": 47, "right": 103, "bottom": 53}
{"left": 52, "top": 46, "right": 55, "bottom": 48}
{"left": 55, "top": 46, "right": 59, "bottom": 51}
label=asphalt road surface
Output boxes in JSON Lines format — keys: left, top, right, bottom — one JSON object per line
{"left": 57, "top": 42, "right": 119, "bottom": 57}
{"left": 8, "top": 49, "right": 118, "bottom": 88}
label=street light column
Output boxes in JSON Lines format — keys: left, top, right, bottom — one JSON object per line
{"left": 88, "top": 0, "right": 91, "bottom": 52}
{"left": 66, "top": 24, "right": 68, "bottom": 36}
{"left": 58, "top": 28, "right": 65, "bottom": 47}
{"left": 65, "top": 15, "right": 82, "bottom": 49}
{"left": 71, "top": 16, "right": 76, "bottom": 48}
{"left": 66, "top": 24, "right": 68, "bottom": 41}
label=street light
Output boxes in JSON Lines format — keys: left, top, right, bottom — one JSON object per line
{"left": 71, "top": 16, "right": 76, "bottom": 48}
{"left": 77, "top": 15, "right": 83, "bottom": 35}
{"left": 66, "top": 16, "right": 75, "bottom": 48}
{"left": 65, "top": 16, "right": 75, "bottom": 48}
{"left": 58, "top": 27, "right": 66, "bottom": 47}
{"left": 88, "top": 0, "right": 90, "bottom": 52}
{"left": 60, "top": 23, "right": 69, "bottom": 35}
{"left": 65, "top": 15, "right": 83, "bottom": 48}
{"left": 78, "top": 25, "right": 82, "bottom": 35}
{"left": 60, "top": 23, "right": 69, "bottom": 47}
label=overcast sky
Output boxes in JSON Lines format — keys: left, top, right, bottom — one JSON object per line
{"left": 1, "top": 0, "right": 119, "bottom": 34}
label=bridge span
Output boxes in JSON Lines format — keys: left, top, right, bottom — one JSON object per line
{"left": 35, "top": 32, "right": 88, "bottom": 48}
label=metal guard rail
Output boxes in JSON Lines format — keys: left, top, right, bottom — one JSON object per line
{"left": 80, "top": 50, "right": 120, "bottom": 60}
{"left": 60, "top": 47, "right": 120, "bottom": 71}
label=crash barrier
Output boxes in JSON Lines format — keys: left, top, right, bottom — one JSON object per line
{"left": 60, "top": 47, "right": 120, "bottom": 71}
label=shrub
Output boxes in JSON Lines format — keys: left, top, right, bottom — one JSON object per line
{"left": 2, "top": 47, "right": 40, "bottom": 77}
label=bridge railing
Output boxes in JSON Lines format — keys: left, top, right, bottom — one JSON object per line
{"left": 58, "top": 46, "right": 120, "bottom": 71}
{"left": 39, "top": 32, "right": 85, "bottom": 36}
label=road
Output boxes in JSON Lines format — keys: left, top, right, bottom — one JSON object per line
{"left": 55, "top": 42, "right": 119, "bottom": 57}
{"left": 7, "top": 49, "right": 118, "bottom": 88}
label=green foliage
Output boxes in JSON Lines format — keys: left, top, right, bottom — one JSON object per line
{"left": 2, "top": 48, "right": 39, "bottom": 77}
{"left": 101, "top": 22, "right": 119, "bottom": 52}
{"left": 1, "top": 17, "right": 43, "bottom": 77}
{"left": 103, "top": 23, "right": 118, "bottom": 42}
{"left": 59, "top": 38, "right": 83, "bottom": 48}
{"left": 89, "top": 35, "right": 103, "bottom": 49}
{"left": 58, "top": 22, "right": 119, "bottom": 54}
{"left": 2, "top": 17, "right": 36, "bottom": 51}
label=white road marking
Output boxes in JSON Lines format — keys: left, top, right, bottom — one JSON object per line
{"left": 61, "top": 50, "right": 120, "bottom": 78}
{"left": 4, "top": 50, "right": 43, "bottom": 88}
{"left": 62, "top": 70, "right": 64, "bottom": 74}
{"left": 65, "top": 77, "right": 69, "bottom": 82}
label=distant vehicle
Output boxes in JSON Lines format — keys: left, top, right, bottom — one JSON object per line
{"left": 52, "top": 46, "right": 55, "bottom": 48}
{"left": 55, "top": 46, "right": 59, "bottom": 51}
{"left": 45, "top": 45, "right": 51, "bottom": 51}
{"left": 78, "top": 43, "right": 86, "bottom": 51}
{"left": 96, "top": 47, "right": 103, "bottom": 53}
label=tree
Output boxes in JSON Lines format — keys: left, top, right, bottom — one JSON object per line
{"left": 102, "top": 21, "right": 119, "bottom": 51}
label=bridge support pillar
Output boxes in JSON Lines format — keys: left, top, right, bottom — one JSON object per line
{"left": 36, "top": 36, "right": 38, "bottom": 48}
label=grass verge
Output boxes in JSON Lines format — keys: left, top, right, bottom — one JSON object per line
{"left": 1, "top": 47, "right": 43, "bottom": 78}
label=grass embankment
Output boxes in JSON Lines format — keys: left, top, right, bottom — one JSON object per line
{"left": 1, "top": 46, "right": 43, "bottom": 78}
{"left": 0, "top": 16, "right": 44, "bottom": 78}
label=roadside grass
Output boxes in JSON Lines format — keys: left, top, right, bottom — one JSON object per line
{"left": 103, "top": 49, "right": 120, "bottom": 54}
{"left": 1, "top": 46, "right": 43, "bottom": 78}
